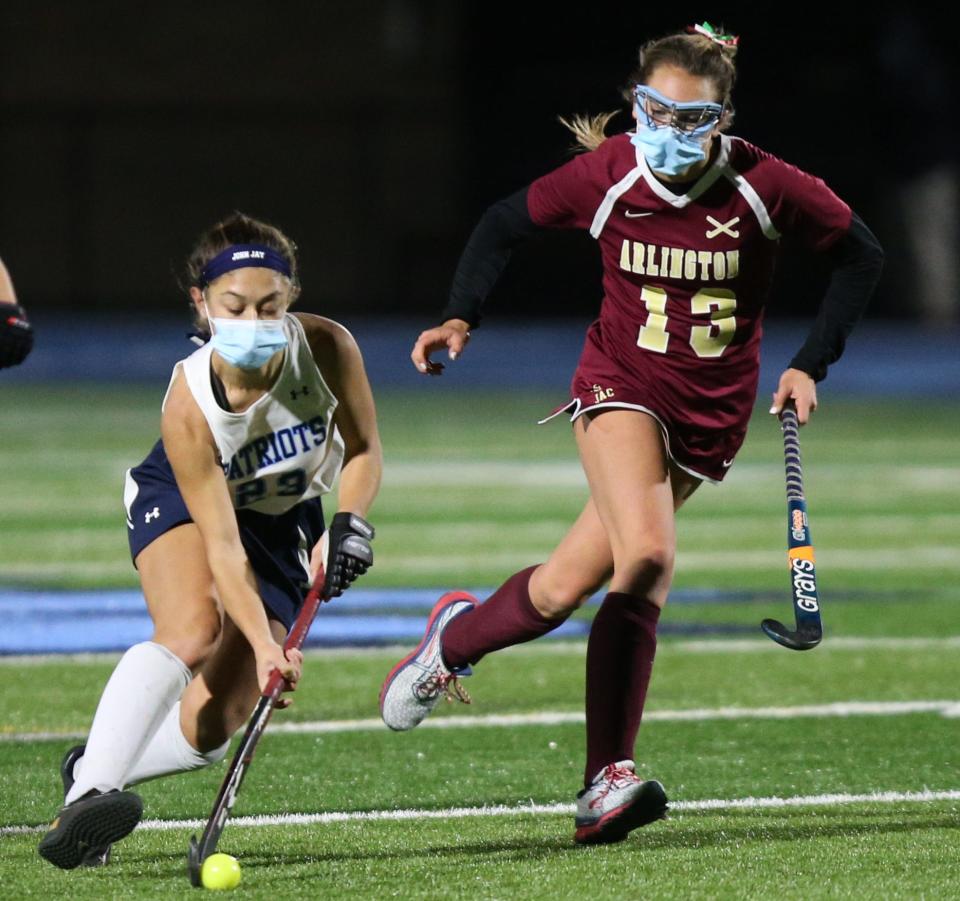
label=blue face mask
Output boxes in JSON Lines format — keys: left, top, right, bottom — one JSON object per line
{"left": 630, "top": 118, "right": 711, "bottom": 176}
{"left": 207, "top": 315, "right": 288, "bottom": 370}
{"left": 630, "top": 84, "right": 722, "bottom": 177}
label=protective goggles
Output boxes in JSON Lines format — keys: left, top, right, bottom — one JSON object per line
{"left": 633, "top": 84, "right": 724, "bottom": 135}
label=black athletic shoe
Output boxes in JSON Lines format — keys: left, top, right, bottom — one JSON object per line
{"left": 38, "top": 788, "right": 141, "bottom": 870}
{"left": 57, "top": 745, "right": 112, "bottom": 867}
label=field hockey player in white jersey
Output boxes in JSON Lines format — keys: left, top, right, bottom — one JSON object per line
{"left": 39, "top": 212, "right": 382, "bottom": 870}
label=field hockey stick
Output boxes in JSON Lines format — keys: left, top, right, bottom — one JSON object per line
{"left": 760, "top": 401, "right": 823, "bottom": 651}
{"left": 188, "top": 563, "right": 329, "bottom": 887}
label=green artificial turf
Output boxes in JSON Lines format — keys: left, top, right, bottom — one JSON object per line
{"left": 1, "top": 385, "right": 958, "bottom": 897}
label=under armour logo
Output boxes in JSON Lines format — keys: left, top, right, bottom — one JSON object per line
{"left": 145, "top": 507, "right": 160, "bottom": 523}
{"left": 291, "top": 386, "right": 310, "bottom": 400}
{"left": 706, "top": 216, "right": 740, "bottom": 239}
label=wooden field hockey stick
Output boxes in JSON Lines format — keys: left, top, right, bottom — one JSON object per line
{"left": 760, "top": 402, "right": 823, "bottom": 651}
{"left": 188, "top": 563, "right": 329, "bottom": 886}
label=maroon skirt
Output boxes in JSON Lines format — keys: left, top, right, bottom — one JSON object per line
{"left": 540, "top": 320, "right": 760, "bottom": 483}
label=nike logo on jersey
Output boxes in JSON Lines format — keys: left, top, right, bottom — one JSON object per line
{"left": 722, "top": 459, "right": 734, "bottom": 468}
{"left": 625, "top": 210, "right": 655, "bottom": 218}
{"left": 706, "top": 216, "right": 740, "bottom": 239}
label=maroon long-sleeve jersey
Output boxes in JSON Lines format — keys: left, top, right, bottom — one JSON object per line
{"left": 530, "top": 133, "right": 851, "bottom": 481}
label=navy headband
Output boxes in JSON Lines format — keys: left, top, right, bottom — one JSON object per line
{"left": 198, "top": 243, "right": 293, "bottom": 289}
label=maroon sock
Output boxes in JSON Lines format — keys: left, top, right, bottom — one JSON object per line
{"left": 441, "top": 566, "right": 567, "bottom": 669}
{"left": 584, "top": 591, "right": 660, "bottom": 786}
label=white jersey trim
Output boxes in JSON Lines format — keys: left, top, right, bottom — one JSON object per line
{"left": 635, "top": 133, "right": 731, "bottom": 209}
{"left": 589, "top": 165, "right": 644, "bottom": 239}
{"left": 589, "top": 135, "right": 781, "bottom": 241}
{"left": 123, "top": 469, "right": 139, "bottom": 529}
{"left": 161, "top": 361, "right": 183, "bottom": 414}
{"left": 720, "top": 138, "right": 781, "bottom": 240}
{"left": 538, "top": 397, "right": 720, "bottom": 485}
{"left": 175, "top": 314, "right": 344, "bottom": 515}
{"left": 589, "top": 134, "right": 745, "bottom": 237}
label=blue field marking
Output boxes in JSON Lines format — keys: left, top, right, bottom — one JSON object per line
{"left": 0, "top": 586, "right": 873, "bottom": 655}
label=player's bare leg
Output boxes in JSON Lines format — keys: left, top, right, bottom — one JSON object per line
{"left": 572, "top": 409, "right": 699, "bottom": 844}
{"left": 179, "top": 617, "right": 288, "bottom": 753}
{"left": 453, "top": 423, "right": 699, "bottom": 636}
{"left": 575, "top": 410, "right": 688, "bottom": 601}
{"left": 527, "top": 498, "right": 614, "bottom": 617}
{"left": 41, "top": 526, "right": 224, "bottom": 869}
{"left": 116, "top": 618, "right": 274, "bottom": 791}
{"left": 63, "top": 524, "right": 219, "bottom": 798}
{"left": 379, "top": 499, "right": 613, "bottom": 732}
{"left": 444, "top": 437, "right": 699, "bottom": 649}
{"left": 124, "top": 566, "right": 294, "bottom": 786}
{"left": 528, "top": 458, "right": 696, "bottom": 616}
{"left": 380, "top": 415, "right": 699, "bottom": 732}
{"left": 140, "top": 523, "right": 224, "bottom": 672}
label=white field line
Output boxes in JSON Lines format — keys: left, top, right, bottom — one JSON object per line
{"left": 381, "top": 546, "right": 960, "bottom": 573}
{"left": 271, "top": 700, "right": 960, "bottom": 732}
{"left": 3, "top": 789, "right": 960, "bottom": 836}
{"left": 2, "top": 454, "right": 956, "bottom": 488}
{"left": 3, "top": 544, "right": 959, "bottom": 581}
{"left": 381, "top": 461, "right": 960, "bottom": 488}
{"left": 5, "top": 635, "right": 960, "bottom": 669}
{"left": 7, "top": 699, "right": 960, "bottom": 745}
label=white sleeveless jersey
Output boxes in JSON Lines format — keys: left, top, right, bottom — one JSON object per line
{"left": 164, "top": 314, "right": 345, "bottom": 515}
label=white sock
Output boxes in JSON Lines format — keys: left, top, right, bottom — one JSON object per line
{"left": 121, "top": 702, "right": 230, "bottom": 786}
{"left": 65, "top": 641, "right": 190, "bottom": 804}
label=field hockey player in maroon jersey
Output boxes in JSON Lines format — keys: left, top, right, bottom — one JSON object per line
{"left": 380, "top": 22, "right": 884, "bottom": 844}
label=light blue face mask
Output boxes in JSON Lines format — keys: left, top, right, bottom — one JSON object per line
{"left": 207, "top": 313, "right": 288, "bottom": 370}
{"left": 630, "top": 84, "right": 723, "bottom": 176}
{"left": 630, "top": 119, "right": 712, "bottom": 176}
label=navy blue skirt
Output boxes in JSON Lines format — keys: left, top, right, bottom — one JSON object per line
{"left": 125, "top": 439, "right": 326, "bottom": 629}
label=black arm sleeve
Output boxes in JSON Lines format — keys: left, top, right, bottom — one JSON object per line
{"left": 788, "top": 210, "right": 884, "bottom": 382}
{"left": 438, "top": 187, "right": 545, "bottom": 328}
{"left": 0, "top": 302, "right": 34, "bottom": 369}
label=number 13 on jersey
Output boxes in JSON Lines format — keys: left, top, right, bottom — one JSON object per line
{"left": 637, "top": 286, "right": 737, "bottom": 358}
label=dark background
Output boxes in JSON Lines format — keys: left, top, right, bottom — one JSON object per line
{"left": 0, "top": 3, "right": 953, "bottom": 322}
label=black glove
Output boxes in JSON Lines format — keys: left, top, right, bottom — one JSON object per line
{"left": 0, "top": 303, "right": 33, "bottom": 369}
{"left": 322, "top": 512, "right": 374, "bottom": 598}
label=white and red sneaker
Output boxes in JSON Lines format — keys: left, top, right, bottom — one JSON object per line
{"left": 573, "top": 760, "right": 668, "bottom": 844}
{"left": 379, "top": 592, "right": 477, "bottom": 731}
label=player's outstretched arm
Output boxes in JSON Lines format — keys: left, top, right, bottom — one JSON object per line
{"left": 412, "top": 187, "right": 544, "bottom": 375}
{"left": 411, "top": 318, "right": 471, "bottom": 375}
{"left": 775, "top": 210, "right": 884, "bottom": 423}
{"left": 298, "top": 314, "right": 382, "bottom": 596}
{"left": 161, "top": 371, "right": 302, "bottom": 695}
